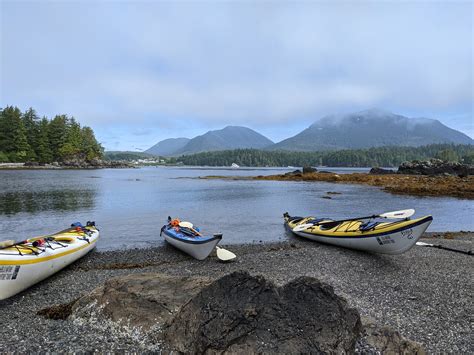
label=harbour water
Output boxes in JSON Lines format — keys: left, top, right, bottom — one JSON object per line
{"left": 0, "top": 167, "right": 472, "bottom": 250}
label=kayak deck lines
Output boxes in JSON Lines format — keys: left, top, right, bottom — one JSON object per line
{"left": 0, "top": 238, "right": 72, "bottom": 256}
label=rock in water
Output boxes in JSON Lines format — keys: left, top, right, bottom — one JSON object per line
{"left": 369, "top": 167, "right": 395, "bottom": 174}
{"left": 165, "top": 271, "right": 361, "bottom": 353}
{"left": 302, "top": 166, "right": 317, "bottom": 174}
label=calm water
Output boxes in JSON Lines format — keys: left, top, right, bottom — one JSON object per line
{"left": 0, "top": 167, "right": 472, "bottom": 250}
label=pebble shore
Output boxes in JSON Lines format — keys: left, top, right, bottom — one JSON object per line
{"left": 0, "top": 232, "right": 471, "bottom": 353}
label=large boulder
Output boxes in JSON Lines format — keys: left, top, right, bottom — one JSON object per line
{"left": 68, "top": 271, "right": 361, "bottom": 353}
{"left": 165, "top": 271, "right": 361, "bottom": 353}
{"left": 58, "top": 272, "right": 423, "bottom": 353}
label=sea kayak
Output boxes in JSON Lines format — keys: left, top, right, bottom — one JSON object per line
{"left": 0, "top": 222, "right": 99, "bottom": 300}
{"left": 284, "top": 213, "right": 432, "bottom": 254}
{"left": 160, "top": 218, "right": 222, "bottom": 260}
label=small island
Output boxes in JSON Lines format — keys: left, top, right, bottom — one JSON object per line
{"left": 203, "top": 160, "right": 474, "bottom": 199}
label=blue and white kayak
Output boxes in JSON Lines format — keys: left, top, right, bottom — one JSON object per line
{"left": 160, "top": 219, "right": 222, "bottom": 260}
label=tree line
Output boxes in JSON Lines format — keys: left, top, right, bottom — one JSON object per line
{"left": 0, "top": 106, "right": 103, "bottom": 163}
{"left": 177, "top": 144, "right": 474, "bottom": 167}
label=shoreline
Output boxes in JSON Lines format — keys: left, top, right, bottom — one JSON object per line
{"left": 0, "top": 231, "right": 471, "bottom": 352}
{"left": 0, "top": 162, "right": 133, "bottom": 170}
{"left": 202, "top": 172, "right": 474, "bottom": 199}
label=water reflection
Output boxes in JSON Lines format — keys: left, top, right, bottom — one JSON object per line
{"left": 0, "top": 189, "right": 96, "bottom": 215}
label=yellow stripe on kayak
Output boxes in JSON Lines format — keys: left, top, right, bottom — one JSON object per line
{"left": 0, "top": 238, "right": 98, "bottom": 265}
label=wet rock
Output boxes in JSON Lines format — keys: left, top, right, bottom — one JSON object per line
{"left": 370, "top": 167, "right": 395, "bottom": 174}
{"left": 302, "top": 166, "right": 317, "bottom": 174}
{"left": 398, "top": 159, "right": 473, "bottom": 176}
{"left": 321, "top": 195, "right": 332, "bottom": 199}
{"left": 165, "top": 271, "right": 361, "bottom": 353}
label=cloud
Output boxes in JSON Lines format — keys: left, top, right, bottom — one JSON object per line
{"left": 1, "top": 1, "right": 472, "bottom": 149}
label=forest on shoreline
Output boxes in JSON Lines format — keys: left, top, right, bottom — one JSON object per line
{"left": 176, "top": 144, "right": 474, "bottom": 167}
{"left": 0, "top": 106, "right": 103, "bottom": 163}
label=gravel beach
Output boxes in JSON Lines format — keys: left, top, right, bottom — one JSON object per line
{"left": 0, "top": 231, "right": 471, "bottom": 353}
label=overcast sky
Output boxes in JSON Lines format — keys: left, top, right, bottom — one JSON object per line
{"left": 1, "top": 1, "right": 472, "bottom": 151}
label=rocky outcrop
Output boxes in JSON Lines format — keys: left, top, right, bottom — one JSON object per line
{"left": 20, "top": 159, "right": 132, "bottom": 169}
{"left": 165, "top": 271, "right": 361, "bottom": 354}
{"left": 60, "top": 271, "right": 425, "bottom": 353}
{"left": 302, "top": 166, "right": 317, "bottom": 174}
{"left": 284, "top": 169, "right": 302, "bottom": 177}
{"left": 68, "top": 271, "right": 361, "bottom": 353}
{"left": 369, "top": 167, "right": 395, "bottom": 174}
{"left": 60, "top": 158, "right": 132, "bottom": 168}
{"left": 398, "top": 159, "right": 474, "bottom": 176}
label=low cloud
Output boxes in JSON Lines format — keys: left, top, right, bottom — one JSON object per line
{"left": 1, "top": 1, "right": 472, "bottom": 149}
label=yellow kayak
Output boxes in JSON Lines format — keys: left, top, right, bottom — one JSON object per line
{"left": 284, "top": 212, "right": 432, "bottom": 254}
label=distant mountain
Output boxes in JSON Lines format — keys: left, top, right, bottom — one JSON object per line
{"left": 169, "top": 126, "right": 273, "bottom": 156}
{"left": 269, "top": 109, "right": 473, "bottom": 151}
{"left": 145, "top": 137, "right": 190, "bottom": 156}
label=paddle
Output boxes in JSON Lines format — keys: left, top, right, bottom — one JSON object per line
{"left": 293, "top": 209, "right": 415, "bottom": 232}
{"left": 416, "top": 242, "right": 472, "bottom": 255}
{"left": 216, "top": 246, "right": 237, "bottom": 261}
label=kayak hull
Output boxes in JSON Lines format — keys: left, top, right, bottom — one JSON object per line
{"left": 285, "top": 214, "right": 432, "bottom": 255}
{"left": 0, "top": 227, "right": 99, "bottom": 300}
{"left": 162, "top": 228, "right": 221, "bottom": 260}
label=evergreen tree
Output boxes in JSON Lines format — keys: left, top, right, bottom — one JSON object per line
{"left": 462, "top": 152, "right": 474, "bottom": 164}
{"left": 0, "top": 106, "right": 31, "bottom": 161}
{"left": 21, "top": 107, "right": 40, "bottom": 160}
{"left": 59, "top": 117, "right": 83, "bottom": 159}
{"left": 48, "top": 115, "right": 68, "bottom": 161}
{"left": 80, "top": 126, "right": 103, "bottom": 160}
{"left": 435, "top": 149, "right": 459, "bottom": 162}
{"left": 36, "top": 117, "right": 53, "bottom": 163}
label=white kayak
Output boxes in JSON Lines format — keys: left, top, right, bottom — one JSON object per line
{"left": 284, "top": 213, "right": 433, "bottom": 255}
{"left": 161, "top": 219, "right": 222, "bottom": 260}
{"left": 0, "top": 222, "right": 99, "bottom": 300}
